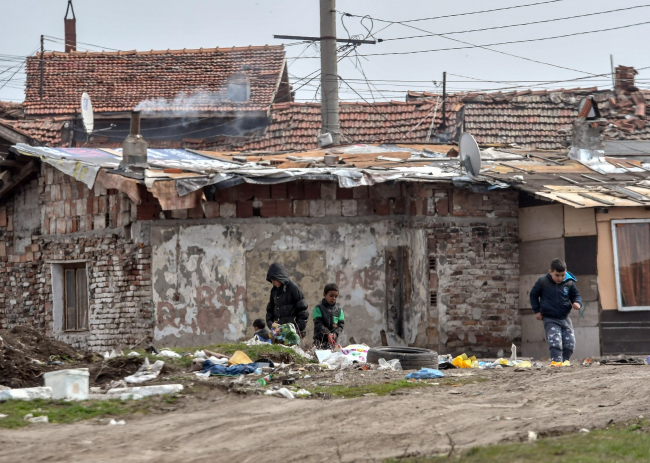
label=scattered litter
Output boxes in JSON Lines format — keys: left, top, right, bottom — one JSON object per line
{"left": 157, "top": 349, "right": 181, "bottom": 359}
{"left": 378, "top": 358, "right": 402, "bottom": 371}
{"left": 528, "top": 431, "right": 537, "bottom": 442}
{"left": 202, "top": 361, "right": 258, "bottom": 376}
{"left": 102, "top": 349, "right": 122, "bottom": 360}
{"left": 23, "top": 414, "right": 48, "bottom": 424}
{"left": 340, "top": 344, "right": 369, "bottom": 363}
{"left": 257, "top": 375, "right": 272, "bottom": 386}
{"left": 334, "top": 372, "right": 344, "bottom": 383}
{"left": 580, "top": 428, "right": 590, "bottom": 433}
{"left": 304, "top": 375, "right": 311, "bottom": 379}
{"left": 127, "top": 352, "right": 141, "bottom": 358}
{"left": 109, "top": 419, "right": 126, "bottom": 426}
{"left": 0, "top": 414, "right": 7, "bottom": 419}
{"left": 452, "top": 354, "right": 477, "bottom": 369}
{"left": 295, "top": 389, "right": 311, "bottom": 397}
{"left": 194, "top": 350, "right": 207, "bottom": 359}
{"left": 0, "top": 387, "right": 52, "bottom": 401}
{"left": 124, "top": 358, "right": 165, "bottom": 384}
{"left": 316, "top": 350, "right": 333, "bottom": 363}
{"left": 449, "top": 390, "right": 462, "bottom": 395}
{"left": 405, "top": 368, "right": 445, "bottom": 380}
{"left": 289, "top": 345, "right": 312, "bottom": 360}
{"left": 271, "top": 323, "right": 301, "bottom": 346}
{"left": 228, "top": 350, "right": 254, "bottom": 366}
{"left": 509, "top": 344, "right": 517, "bottom": 363}
{"left": 264, "top": 388, "right": 295, "bottom": 399}
{"left": 107, "top": 379, "right": 127, "bottom": 390}
{"left": 322, "top": 352, "right": 354, "bottom": 370}
{"left": 583, "top": 359, "right": 592, "bottom": 366}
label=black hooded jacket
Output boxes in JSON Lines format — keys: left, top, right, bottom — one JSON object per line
{"left": 265, "top": 263, "right": 309, "bottom": 334}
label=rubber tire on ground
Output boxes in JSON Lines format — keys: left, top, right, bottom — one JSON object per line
{"left": 366, "top": 347, "right": 439, "bottom": 370}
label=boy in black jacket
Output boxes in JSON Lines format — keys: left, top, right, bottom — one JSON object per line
{"left": 529, "top": 258, "right": 582, "bottom": 366}
{"left": 265, "top": 263, "right": 309, "bottom": 338}
{"left": 313, "top": 283, "right": 345, "bottom": 348}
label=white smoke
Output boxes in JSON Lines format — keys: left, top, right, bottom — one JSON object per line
{"left": 135, "top": 91, "right": 228, "bottom": 114}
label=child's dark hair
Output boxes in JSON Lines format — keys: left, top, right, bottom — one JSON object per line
{"left": 324, "top": 283, "right": 339, "bottom": 295}
{"left": 253, "top": 319, "right": 265, "bottom": 329}
{"left": 550, "top": 258, "right": 567, "bottom": 272}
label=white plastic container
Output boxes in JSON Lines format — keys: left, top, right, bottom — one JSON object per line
{"left": 43, "top": 368, "right": 89, "bottom": 400}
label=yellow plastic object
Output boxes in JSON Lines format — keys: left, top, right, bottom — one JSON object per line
{"left": 228, "top": 350, "right": 253, "bottom": 366}
{"left": 516, "top": 361, "right": 532, "bottom": 368}
{"left": 452, "top": 353, "right": 477, "bottom": 369}
{"left": 493, "top": 358, "right": 510, "bottom": 365}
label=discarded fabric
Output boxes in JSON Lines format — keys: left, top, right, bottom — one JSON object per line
{"left": 264, "top": 388, "right": 295, "bottom": 399}
{"left": 452, "top": 354, "right": 477, "bottom": 369}
{"left": 271, "top": 323, "right": 301, "bottom": 346}
{"left": 158, "top": 349, "right": 182, "bottom": 359}
{"left": 405, "top": 368, "right": 445, "bottom": 380}
{"left": 340, "top": 344, "right": 369, "bottom": 363}
{"left": 322, "top": 352, "right": 354, "bottom": 370}
{"left": 228, "top": 350, "right": 254, "bottom": 366}
{"left": 202, "top": 361, "right": 258, "bottom": 376}
{"left": 378, "top": 358, "right": 402, "bottom": 371}
{"left": 125, "top": 357, "right": 165, "bottom": 384}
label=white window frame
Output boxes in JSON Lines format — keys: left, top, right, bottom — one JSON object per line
{"left": 612, "top": 219, "right": 650, "bottom": 311}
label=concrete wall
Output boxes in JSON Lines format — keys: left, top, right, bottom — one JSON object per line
{"left": 150, "top": 218, "right": 426, "bottom": 348}
{"left": 519, "top": 201, "right": 600, "bottom": 359}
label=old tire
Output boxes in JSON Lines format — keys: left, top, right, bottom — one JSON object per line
{"left": 366, "top": 347, "right": 439, "bottom": 370}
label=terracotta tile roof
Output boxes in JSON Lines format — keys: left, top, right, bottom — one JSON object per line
{"left": 0, "top": 117, "right": 72, "bottom": 146}
{"left": 23, "top": 46, "right": 287, "bottom": 116}
{"left": 213, "top": 100, "right": 463, "bottom": 152}
{"left": 0, "top": 101, "right": 24, "bottom": 120}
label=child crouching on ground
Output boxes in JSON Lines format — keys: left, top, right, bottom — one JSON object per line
{"left": 529, "top": 258, "right": 582, "bottom": 366}
{"left": 313, "top": 283, "right": 344, "bottom": 349}
{"left": 253, "top": 318, "right": 272, "bottom": 343}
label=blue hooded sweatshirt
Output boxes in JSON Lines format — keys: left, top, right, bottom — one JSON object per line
{"left": 529, "top": 271, "right": 582, "bottom": 320}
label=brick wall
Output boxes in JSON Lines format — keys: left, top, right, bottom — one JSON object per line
{"left": 428, "top": 189, "right": 520, "bottom": 356}
{"left": 0, "top": 165, "right": 153, "bottom": 351}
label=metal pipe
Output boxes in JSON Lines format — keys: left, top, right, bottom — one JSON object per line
{"left": 130, "top": 111, "right": 141, "bottom": 136}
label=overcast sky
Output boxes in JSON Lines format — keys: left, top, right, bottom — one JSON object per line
{"left": 1, "top": 0, "right": 649, "bottom": 104}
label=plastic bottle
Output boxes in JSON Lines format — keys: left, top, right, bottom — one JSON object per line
{"left": 257, "top": 374, "right": 272, "bottom": 386}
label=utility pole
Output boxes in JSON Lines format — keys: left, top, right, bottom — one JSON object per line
{"left": 440, "top": 71, "right": 447, "bottom": 129}
{"left": 320, "top": 0, "right": 340, "bottom": 145}
{"left": 40, "top": 35, "right": 44, "bottom": 101}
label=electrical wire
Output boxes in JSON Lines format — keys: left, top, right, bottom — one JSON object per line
{"left": 379, "top": 5, "right": 650, "bottom": 41}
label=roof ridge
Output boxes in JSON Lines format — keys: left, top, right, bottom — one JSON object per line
{"left": 36, "top": 44, "right": 284, "bottom": 58}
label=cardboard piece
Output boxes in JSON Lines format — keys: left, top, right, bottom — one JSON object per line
{"left": 519, "top": 204, "right": 564, "bottom": 242}
{"left": 519, "top": 238, "right": 565, "bottom": 275}
{"left": 564, "top": 206, "right": 596, "bottom": 237}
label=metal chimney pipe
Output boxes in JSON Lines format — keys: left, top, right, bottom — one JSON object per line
{"left": 130, "top": 110, "right": 141, "bottom": 136}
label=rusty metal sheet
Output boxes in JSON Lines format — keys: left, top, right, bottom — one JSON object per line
{"left": 151, "top": 180, "right": 202, "bottom": 210}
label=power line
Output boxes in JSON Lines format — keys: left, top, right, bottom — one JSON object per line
{"left": 381, "top": 5, "right": 650, "bottom": 41}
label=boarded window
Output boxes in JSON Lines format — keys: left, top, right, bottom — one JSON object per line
{"left": 613, "top": 220, "right": 650, "bottom": 310}
{"left": 64, "top": 265, "right": 88, "bottom": 331}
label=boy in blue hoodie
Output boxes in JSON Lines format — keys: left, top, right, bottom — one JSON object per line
{"left": 529, "top": 258, "right": 582, "bottom": 366}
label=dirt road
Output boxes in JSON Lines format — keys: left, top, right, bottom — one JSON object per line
{"left": 1, "top": 365, "right": 649, "bottom": 462}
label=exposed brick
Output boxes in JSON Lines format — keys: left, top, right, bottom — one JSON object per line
{"left": 293, "top": 200, "right": 309, "bottom": 217}
{"left": 271, "top": 183, "right": 288, "bottom": 199}
{"left": 394, "top": 197, "right": 408, "bottom": 215}
{"left": 468, "top": 193, "right": 482, "bottom": 207}
{"left": 352, "top": 186, "right": 369, "bottom": 199}
{"left": 260, "top": 200, "right": 277, "bottom": 217}
{"left": 0, "top": 209, "right": 6, "bottom": 227}
{"left": 236, "top": 201, "right": 254, "bottom": 218}
{"left": 356, "top": 199, "right": 372, "bottom": 216}
{"left": 436, "top": 199, "right": 449, "bottom": 216}
{"left": 171, "top": 209, "right": 188, "bottom": 220}
{"left": 287, "top": 181, "right": 305, "bottom": 200}
{"left": 373, "top": 199, "right": 391, "bottom": 216}
{"left": 336, "top": 186, "right": 354, "bottom": 200}
{"left": 321, "top": 182, "right": 337, "bottom": 200}
{"left": 276, "top": 199, "right": 293, "bottom": 217}
{"left": 304, "top": 181, "right": 321, "bottom": 200}
{"left": 371, "top": 183, "right": 401, "bottom": 199}
{"left": 202, "top": 201, "right": 220, "bottom": 219}
{"left": 253, "top": 184, "right": 271, "bottom": 199}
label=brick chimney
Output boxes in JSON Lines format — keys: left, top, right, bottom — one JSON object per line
{"left": 120, "top": 111, "right": 149, "bottom": 172}
{"left": 64, "top": 0, "right": 76, "bottom": 53}
{"left": 615, "top": 65, "right": 638, "bottom": 92}
{"left": 568, "top": 96, "right": 606, "bottom": 161}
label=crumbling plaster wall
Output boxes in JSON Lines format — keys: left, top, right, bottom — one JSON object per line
{"left": 150, "top": 218, "right": 428, "bottom": 347}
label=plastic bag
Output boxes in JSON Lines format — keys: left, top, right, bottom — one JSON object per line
{"left": 158, "top": 349, "right": 181, "bottom": 359}
{"left": 271, "top": 323, "right": 301, "bottom": 346}
{"left": 378, "top": 358, "right": 402, "bottom": 370}
{"left": 452, "top": 354, "right": 477, "bottom": 369}
{"left": 290, "top": 345, "right": 312, "bottom": 360}
{"left": 322, "top": 352, "right": 353, "bottom": 370}
{"left": 515, "top": 360, "right": 532, "bottom": 368}
{"left": 405, "top": 368, "right": 445, "bottom": 379}
{"left": 264, "top": 388, "right": 295, "bottom": 399}
{"left": 125, "top": 358, "right": 165, "bottom": 384}
{"left": 228, "top": 350, "right": 254, "bottom": 366}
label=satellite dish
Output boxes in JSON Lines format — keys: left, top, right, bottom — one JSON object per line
{"left": 81, "top": 92, "right": 94, "bottom": 134}
{"left": 459, "top": 132, "right": 481, "bottom": 178}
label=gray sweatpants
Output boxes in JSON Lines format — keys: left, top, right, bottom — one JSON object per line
{"left": 543, "top": 317, "right": 575, "bottom": 362}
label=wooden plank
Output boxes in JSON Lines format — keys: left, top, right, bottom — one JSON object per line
{"left": 519, "top": 274, "right": 541, "bottom": 309}
{"left": 521, "top": 313, "right": 546, "bottom": 343}
{"left": 569, "top": 300, "right": 599, "bottom": 327}
{"left": 519, "top": 204, "right": 564, "bottom": 242}
{"left": 0, "top": 161, "right": 37, "bottom": 201}
{"left": 519, "top": 238, "right": 565, "bottom": 275}
{"left": 564, "top": 205, "right": 596, "bottom": 237}
{"left": 564, "top": 236, "right": 598, "bottom": 275}
{"left": 574, "top": 275, "right": 599, "bottom": 302}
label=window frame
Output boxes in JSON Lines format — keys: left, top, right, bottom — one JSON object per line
{"left": 611, "top": 219, "right": 650, "bottom": 312}
{"left": 62, "top": 263, "right": 89, "bottom": 332}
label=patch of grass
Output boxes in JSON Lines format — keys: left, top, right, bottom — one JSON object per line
{"left": 387, "top": 419, "right": 650, "bottom": 462}
{"left": 0, "top": 397, "right": 160, "bottom": 429}
{"left": 307, "top": 379, "right": 438, "bottom": 399}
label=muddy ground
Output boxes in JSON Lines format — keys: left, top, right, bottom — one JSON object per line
{"left": 1, "top": 363, "right": 650, "bottom": 462}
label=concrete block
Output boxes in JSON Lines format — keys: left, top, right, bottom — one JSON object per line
{"left": 519, "top": 204, "right": 564, "bottom": 242}
{"left": 336, "top": 186, "right": 354, "bottom": 200}
{"left": 356, "top": 199, "right": 372, "bottom": 216}
{"left": 309, "top": 200, "right": 325, "bottom": 217}
{"left": 293, "top": 200, "right": 309, "bottom": 217}
{"left": 220, "top": 202, "right": 236, "bottom": 218}
{"left": 270, "top": 183, "right": 287, "bottom": 199}
{"left": 324, "top": 200, "right": 341, "bottom": 216}
{"left": 287, "top": 181, "right": 304, "bottom": 200}
{"left": 564, "top": 206, "right": 596, "bottom": 237}
{"left": 519, "top": 274, "right": 541, "bottom": 309}
{"left": 352, "top": 186, "right": 368, "bottom": 199}
{"left": 341, "top": 200, "right": 357, "bottom": 217}
{"left": 521, "top": 313, "right": 546, "bottom": 343}
{"left": 519, "top": 238, "right": 565, "bottom": 275}
{"left": 276, "top": 199, "right": 293, "bottom": 217}
{"left": 43, "top": 369, "right": 89, "bottom": 400}
{"left": 321, "top": 182, "right": 337, "bottom": 200}
{"left": 569, "top": 300, "right": 599, "bottom": 327}
{"left": 236, "top": 201, "right": 253, "bottom": 218}
{"left": 171, "top": 209, "right": 188, "bottom": 220}
{"left": 202, "top": 202, "right": 220, "bottom": 219}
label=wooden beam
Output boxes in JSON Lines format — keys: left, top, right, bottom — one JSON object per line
{"left": 0, "top": 124, "right": 30, "bottom": 144}
{"left": 0, "top": 161, "right": 37, "bottom": 201}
